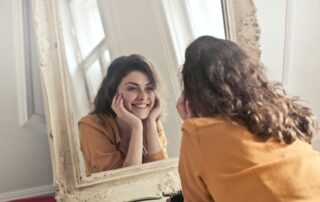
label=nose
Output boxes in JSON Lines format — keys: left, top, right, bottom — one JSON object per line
{"left": 137, "top": 90, "right": 148, "bottom": 100}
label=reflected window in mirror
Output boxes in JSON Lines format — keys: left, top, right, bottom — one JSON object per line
{"left": 60, "top": 0, "right": 114, "bottom": 175}
{"left": 163, "top": 0, "right": 226, "bottom": 66}
{"left": 185, "top": 0, "right": 225, "bottom": 39}
{"left": 85, "top": 60, "right": 103, "bottom": 100}
{"left": 68, "top": 0, "right": 112, "bottom": 101}
{"left": 69, "top": 0, "right": 105, "bottom": 58}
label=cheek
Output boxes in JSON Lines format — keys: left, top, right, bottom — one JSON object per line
{"left": 121, "top": 92, "right": 136, "bottom": 108}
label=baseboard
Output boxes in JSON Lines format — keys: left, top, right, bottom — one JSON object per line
{"left": 0, "top": 185, "right": 55, "bottom": 202}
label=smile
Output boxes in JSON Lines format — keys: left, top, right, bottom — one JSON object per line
{"left": 132, "top": 104, "right": 149, "bottom": 109}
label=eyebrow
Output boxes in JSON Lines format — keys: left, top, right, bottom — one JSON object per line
{"left": 125, "top": 82, "right": 152, "bottom": 86}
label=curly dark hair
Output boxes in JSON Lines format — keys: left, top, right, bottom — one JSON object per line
{"left": 182, "top": 36, "right": 318, "bottom": 144}
{"left": 91, "top": 54, "right": 163, "bottom": 119}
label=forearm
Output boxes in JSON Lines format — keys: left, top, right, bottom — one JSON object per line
{"left": 143, "top": 120, "right": 162, "bottom": 155}
{"left": 122, "top": 126, "right": 143, "bottom": 167}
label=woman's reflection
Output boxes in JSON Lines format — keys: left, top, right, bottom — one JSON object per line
{"left": 78, "top": 54, "right": 168, "bottom": 175}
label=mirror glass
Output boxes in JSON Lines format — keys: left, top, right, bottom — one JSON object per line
{"left": 59, "top": 0, "right": 226, "bottom": 176}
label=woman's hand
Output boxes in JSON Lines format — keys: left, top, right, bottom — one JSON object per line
{"left": 112, "top": 93, "right": 142, "bottom": 129}
{"left": 146, "top": 94, "right": 162, "bottom": 122}
{"left": 142, "top": 94, "right": 163, "bottom": 156}
{"left": 112, "top": 93, "right": 143, "bottom": 167}
{"left": 176, "top": 92, "right": 195, "bottom": 120}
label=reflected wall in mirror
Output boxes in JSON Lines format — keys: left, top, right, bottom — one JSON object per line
{"left": 60, "top": 0, "right": 227, "bottom": 176}
{"left": 32, "top": 0, "right": 261, "bottom": 201}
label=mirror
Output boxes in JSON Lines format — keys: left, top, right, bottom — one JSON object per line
{"left": 32, "top": 0, "right": 261, "bottom": 201}
{"left": 59, "top": 0, "right": 227, "bottom": 176}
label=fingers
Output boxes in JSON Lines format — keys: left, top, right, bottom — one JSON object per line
{"left": 176, "top": 93, "right": 187, "bottom": 119}
{"left": 176, "top": 93, "right": 196, "bottom": 120}
{"left": 112, "top": 93, "right": 142, "bottom": 128}
{"left": 112, "top": 93, "right": 124, "bottom": 115}
{"left": 113, "top": 93, "right": 133, "bottom": 118}
{"left": 176, "top": 94, "right": 181, "bottom": 109}
{"left": 146, "top": 94, "right": 161, "bottom": 121}
{"left": 176, "top": 93, "right": 186, "bottom": 110}
{"left": 153, "top": 94, "right": 161, "bottom": 109}
{"left": 111, "top": 93, "right": 118, "bottom": 112}
{"left": 186, "top": 100, "right": 195, "bottom": 118}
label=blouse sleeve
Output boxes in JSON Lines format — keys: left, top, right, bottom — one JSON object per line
{"left": 179, "top": 121, "right": 215, "bottom": 202}
{"left": 144, "top": 121, "right": 168, "bottom": 162}
{"left": 79, "top": 119, "right": 123, "bottom": 175}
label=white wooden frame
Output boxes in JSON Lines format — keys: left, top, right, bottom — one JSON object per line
{"left": 31, "top": 0, "right": 261, "bottom": 201}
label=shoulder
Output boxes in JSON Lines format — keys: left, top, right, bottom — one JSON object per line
{"left": 181, "top": 117, "right": 251, "bottom": 144}
{"left": 180, "top": 118, "right": 226, "bottom": 150}
{"left": 78, "top": 114, "right": 117, "bottom": 134}
{"left": 79, "top": 114, "right": 99, "bottom": 124}
{"left": 182, "top": 117, "right": 226, "bottom": 134}
{"left": 79, "top": 114, "right": 102, "bottom": 128}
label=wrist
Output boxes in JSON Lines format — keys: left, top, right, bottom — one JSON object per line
{"left": 131, "top": 122, "right": 143, "bottom": 132}
{"left": 144, "top": 118, "right": 157, "bottom": 126}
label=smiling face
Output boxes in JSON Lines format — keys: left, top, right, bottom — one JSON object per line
{"left": 117, "top": 71, "right": 155, "bottom": 120}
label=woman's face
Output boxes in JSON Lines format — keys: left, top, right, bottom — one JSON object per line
{"left": 117, "top": 71, "right": 155, "bottom": 119}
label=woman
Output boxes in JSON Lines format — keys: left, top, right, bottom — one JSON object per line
{"left": 176, "top": 36, "right": 320, "bottom": 201}
{"left": 79, "top": 54, "right": 168, "bottom": 175}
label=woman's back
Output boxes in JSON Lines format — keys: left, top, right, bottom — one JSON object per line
{"left": 179, "top": 117, "right": 320, "bottom": 202}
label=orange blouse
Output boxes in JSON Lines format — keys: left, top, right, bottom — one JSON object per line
{"left": 179, "top": 117, "right": 320, "bottom": 202}
{"left": 78, "top": 114, "right": 168, "bottom": 175}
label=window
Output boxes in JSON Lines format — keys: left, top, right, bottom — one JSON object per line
{"left": 68, "top": 0, "right": 111, "bottom": 100}
{"left": 163, "top": 0, "right": 226, "bottom": 67}
{"left": 69, "top": 0, "right": 105, "bottom": 58}
{"left": 185, "top": 0, "right": 225, "bottom": 39}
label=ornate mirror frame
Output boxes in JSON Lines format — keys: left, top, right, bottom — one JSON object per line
{"left": 31, "top": 0, "right": 260, "bottom": 201}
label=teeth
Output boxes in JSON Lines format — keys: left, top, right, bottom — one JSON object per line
{"left": 133, "top": 104, "right": 147, "bottom": 108}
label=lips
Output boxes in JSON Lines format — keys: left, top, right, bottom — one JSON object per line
{"left": 132, "top": 103, "right": 149, "bottom": 109}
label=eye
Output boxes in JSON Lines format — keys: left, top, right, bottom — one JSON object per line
{"left": 126, "top": 86, "right": 138, "bottom": 91}
{"left": 145, "top": 86, "right": 154, "bottom": 91}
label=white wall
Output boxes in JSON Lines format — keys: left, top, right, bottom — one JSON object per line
{"left": 0, "top": 1, "right": 53, "bottom": 201}
{"left": 287, "top": 0, "right": 320, "bottom": 149}
{"left": 254, "top": 0, "right": 287, "bottom": 82}
{"left": 255, "top": 0, "right": 320, "bottom": 150}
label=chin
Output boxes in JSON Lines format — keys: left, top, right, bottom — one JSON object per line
{"left": 136, "top": 114, "right": 149, "bottom": 120}
{"left": 133, "top": 112, "right": 150, "bottom": 120}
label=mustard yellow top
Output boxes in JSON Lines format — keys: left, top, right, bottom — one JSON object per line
{"left": 179, "top": 117, "right": 320, "bottom": 202}
{"left": 79, "top": 114, "right": 168, "bottom": 175}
